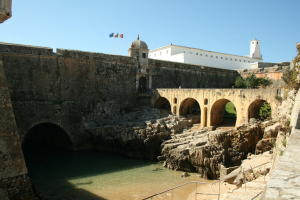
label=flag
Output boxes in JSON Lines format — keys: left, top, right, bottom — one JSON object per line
{"left": 109, "top": 32, "right": 114, "bottom": 37}
{"left": 120, "top": 34, "right": 124, "bottom": 38}
{"left": 115, "top": 33, "right": 119, "bottom": 38}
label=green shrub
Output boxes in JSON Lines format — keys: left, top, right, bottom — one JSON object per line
{"left": 234, "top": 73, "right": 272, "bottom": 89}
{"left": 234, "top": 76, "right": 245, "bottom": 88}
{"left": 282, "top": 137, "right": 287, "bottom": 147}
{"left": 259, "top": 102, "right": 271, "bottom": 120}
{"left": 275, "top": 95, "right": 283, "bottom": 103}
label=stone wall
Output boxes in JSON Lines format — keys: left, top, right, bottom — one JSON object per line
{"left": 251, "top": 62, "right": 278, "bottom": 69}
{"left": 0, "top": 42, "right": 138, "bottom": 150}
{"left": 149, "top": 59, "right": 238, "bottom": 89}
{"left": 237, "top": 65, "right": 288, "bottom": 89}
{"left": 0, "top": 0, "right": 12, "bottom": 23}
{"left": 0, "top": 53, "right": 34, "bottom": 199}
{"left": 0, "top": 42, "right": 240, "bottom": 151}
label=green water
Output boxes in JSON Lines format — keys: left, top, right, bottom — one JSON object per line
{"left": 23, "top": 145, "right": 209, "bottom": 200}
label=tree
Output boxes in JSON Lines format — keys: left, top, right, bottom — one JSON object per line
{"left": 234, "top": 73, "right": 272, "bottom": 89}
{"left": 244, "top": 74, "right": 259, "bottom": 88}
{"left": 234, "top": 76, "right": 245, "bottom": 88}
{"left": 259, "top": 102, "right": 271, "bottom": 120}
{"left": 257, "top": 77, "right": 272, "bottom": 88}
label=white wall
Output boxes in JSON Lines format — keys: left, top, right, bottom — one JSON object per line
{"left": 149, "top": 45, "right": 262, "bottom": 70}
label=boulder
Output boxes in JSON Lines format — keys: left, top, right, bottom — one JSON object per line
{"left": 181, "top": 172, "right": 190, "bottom": 177}
{"left": 157, "top": 156, "right": 166, "bottom": 161}
{"left": 255, "top": 138, "right": 276, "bottom": 154}
{"left": 264, "top": 122, "right": 282, "bottom": 138}
{"left": 249, "top": 118, "right": 257, "bottom": 123}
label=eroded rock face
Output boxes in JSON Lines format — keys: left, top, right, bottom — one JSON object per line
{"left": 160, "top": 122, "right": 281, "bottom": 179}
{"left": 86, "top": 107, "right": 195, "bottom": 160}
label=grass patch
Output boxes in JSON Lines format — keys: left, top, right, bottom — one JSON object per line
{"left": 224, "top": 102, "right": 237, "bottom": 119}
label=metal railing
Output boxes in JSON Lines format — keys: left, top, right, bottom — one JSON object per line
{"left": 143, "top": 181, "right": 205, "bottom": 200}
{"left": 208, "top": 161, "right": 270, "bottom": 199}
{"left": 137, "top": 88, "right": 152, "bottom": 94}
{"left": 143, "top": 162, "right": 269, "bottom": 200}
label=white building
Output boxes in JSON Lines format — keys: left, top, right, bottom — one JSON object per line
{"left": 148, "top": 39, "right": 263, "bottom": 70}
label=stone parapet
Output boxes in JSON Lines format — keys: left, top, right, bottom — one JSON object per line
{"left": 0, "top": 42, "right": 53, "bottom": 56}
{"left": 0, "top": 0, "right": 12, "bottom": 23}
{"left": 261, "top": 128, "right": 300, "bottom": 199}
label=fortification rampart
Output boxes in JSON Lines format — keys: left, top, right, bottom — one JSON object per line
{"left": 0, "top": 42, "right": 239, "bottom": 152}
{"left": 0, "top": 42, "right": 138, "bottom": 150}
{"left": 0, "top": 53, "right": 34, "bottom": 199}
{"left": 149, "top": 59, "right": 238, "bottom": 89}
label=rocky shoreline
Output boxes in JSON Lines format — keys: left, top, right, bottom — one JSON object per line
{"left": 160, "top": 120, "right": 283, "bottom": 180}
{"left": 84, "top": 105, "right": 285, "bottom": 182}
{"left": 85, "top": 106, "right": 198, "bottom": 160}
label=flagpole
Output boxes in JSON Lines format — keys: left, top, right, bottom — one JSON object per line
{"left": 113, "top": 34, "right": 114, "bottom": 54}
{"left": 118, "top": 36, "right": 119, "bottom": 55}
{"left": 122, "top": 37, "right": 124, "bottom": 55}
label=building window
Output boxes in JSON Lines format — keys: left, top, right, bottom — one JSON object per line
{"left": 183, "top": 51, "right": 185, "bottom": 53}
{"left": 206, "top": 55, "right": 208, "bottom": 57}
{"left": 257, "top": 42, "right": 258, "bottom": 44}
{"left": 235, "top": 59, "right": 237, "bottom": 61}
{"left": 142, "top": 53, "right": 146, "bottom": 58}
{"left": 160, "top": 52, "right": 162, "bottom": 55}
{"left": 200, "top": 54, "right": 202, "bottom": 56}
{"left": 225, "top": 58, "right": 227, "bottom": 60}
{"left": 173, "top": 98, "right": 177, "bottom": 104}
{"left": 244, "top": 60, "right": 245, "bottom": 62}
{"left": 216, "top": 56, "right": 218, "bottom": 58}
{"left": 239, "top": 60, "right": 241, "bottom": 62}
{"left": 211, "top": 55, "right": 213, "bottom": 58}
{"left": 221, "top": 57, "right": 223, "bottom": 59}
{"left": 196, "top": 53, "right": 198, "bottom": 55}
{"left": 248, "top": 61, "right": 250, "bottom": 63}
{"left": 252, "top": 42, "right": 254, "bottom": 44}
{"left": 204, "top": 98, "right": 208, "bottom": 105}
{"left": 154, "top": 53, "right": 156, "bottom": 57}
{"left": 166, "top": 50, "right": 168, "bottom": 54}
{"left": 190, "top": 52, "right": 192, "bottom": 54}
{"left": 230, "top": 58, "right": 232, "bottom": 61}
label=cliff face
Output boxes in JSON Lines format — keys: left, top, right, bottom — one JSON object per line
{"left": 86, "top": 107, "right": 198, "bottom": 160}
{"left": 160, "top": 121, "right": 281, "bottom": 179}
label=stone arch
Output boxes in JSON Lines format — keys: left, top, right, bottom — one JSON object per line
{"left": 210, "top": 99, "right": 236, "bottom": 126}
{"left": 154, "top": 97, "right": 171, "bottom": 110}
{"left": 22, "top": 122, "right": 73, "bottom": 150}
{"left": 179, "top": 98, "right": 201, "bottom": 117}
{"left": 248, "top": 99, "right": 271, "bottom": 122}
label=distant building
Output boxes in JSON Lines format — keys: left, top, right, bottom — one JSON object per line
{"left": 148, "top": 39, "right": 263, "bottom": 70}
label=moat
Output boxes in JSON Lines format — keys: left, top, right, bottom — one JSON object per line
{"left": 23, "top": 143, "right": 209, "bottom": 200}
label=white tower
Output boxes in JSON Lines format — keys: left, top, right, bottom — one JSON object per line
{"left": 250, "top": 38, "right": 262, "bottom": 59}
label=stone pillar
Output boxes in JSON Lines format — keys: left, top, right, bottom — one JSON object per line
{"left": 0, "top": 53, "right": 34, "bottom": 199}
{"left": 136, "top": 73, "right": 139, "bottom": 91}
{"left": 0, "top": 0, "right": 12, "bottom": 23}
{"left": 149, "top": 75, "right": 152, "bottom": 90}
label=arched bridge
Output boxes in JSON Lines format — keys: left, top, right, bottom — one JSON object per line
{"left": 151, "top": 88, "right": 281, "bottom": 127}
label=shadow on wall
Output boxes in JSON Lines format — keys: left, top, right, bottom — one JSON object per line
{"left": 210, "top": 99, "right": 237, "bottom": 127}
{"left": 22, "top": 123, "right": 159, "bottom": 199}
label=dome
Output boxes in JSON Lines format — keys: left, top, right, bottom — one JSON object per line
{"left": 129, "top": 35, "right": 148, "bottom": 49}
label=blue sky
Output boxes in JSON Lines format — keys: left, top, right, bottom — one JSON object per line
{"left": 0, "top": 0, "right": 299, "bottom": 63}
